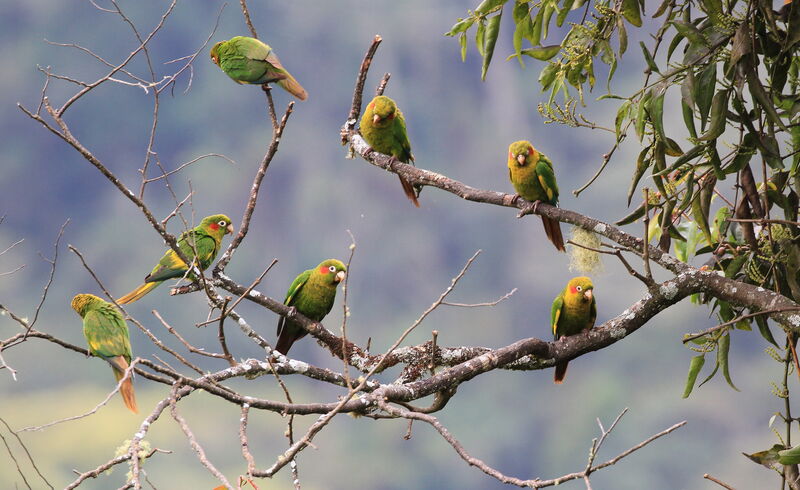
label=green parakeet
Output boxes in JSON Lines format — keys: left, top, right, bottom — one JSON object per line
{"left": 71, "top": 294, "right": 138, "bottom": 413}
{"left": 210, "top": 36, "right": 308, "bottom": 100}
{"left": 507, "top": 140, "right": 565, "bottom": 251}
{"left": 276, "top": 259, "right": 347, "bottom": 355}
{"left": 118, "top": 214, "right": 234, "bottom": 304}
{"left": 551, "top": 276, "right": 596, "bottom": 384}
{"left": 360, "top": 95, "right": 420, "bottom": 207}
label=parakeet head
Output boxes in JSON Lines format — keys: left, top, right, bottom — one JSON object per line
{"left": 508, "top": 140, "right": 539, "bottom": 167}
{"left": 565, "top": 277, "right": 594, "bottom": 304}
{"left": 71, "top": 293, "right": 104, "bottom": 317}
{"left": 210, "top": 41, "right": 224, "bottom": 65}
{"left": 314, "top": 259, "right": 347, "bottom": 286}
{"left": 199, "top": 214, "right": 234, "bottom": 237}
{"left": 366, "top": 96, "right": 398, "bottom": 128}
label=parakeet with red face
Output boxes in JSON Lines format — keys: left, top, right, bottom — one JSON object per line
{"left": 210, "top": 36, "right": 307, "bottom": 100}
{"left": 275, "top": 259, "right": 347, "bottom": 355}
{"left": 71, "top": 294, "right": 138, "bottom": 413}
{"left": 551, "top": 276, "right": 596, "bottom": 384}
{"left": 360, "top": 95, "right": 420, "bottom": 207}
{"left": 117, "top": 214, "right": 234, "bottom": 304}
{"left": 507, "top": 140, "right": 564, "bottom": 252}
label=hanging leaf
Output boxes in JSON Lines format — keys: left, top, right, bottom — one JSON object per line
{"left": 640, "top": 41, "right": 660, "bottom": 74}
{"left": 755, "top": 316, "right": 779, "bottom": 347}
{"left": 697, "top": 90, "right": 730, "bottom": 141}
{"left": 480, "top": 12, "right": 503, "bottom": 81}
{"left": 682, "top": 354, "right": 706, "bottom": 398}
{"left": 627, "top": 145, "right": 652, "bottom": 206}
{"left": 518, "top": 45, "right": 562, "bottom": 60}
{"left": 622, "top": 0, "right": 642, "bottom": 27}
{"left": 718, "top": 332, "right": 739, "bottom": 391}
{"left": 616, "top": 201, "right": 648, "bottom": 225}
{"left": 445, "top": 17, "right": 475, "bottom": 37}
{"left": 695, "top": 63, "right": 717, "bottom": 131}
{"left": 615, "top": 99, "right": 631, "bottom": 140}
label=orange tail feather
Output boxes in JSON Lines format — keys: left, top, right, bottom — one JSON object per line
{"left": 117, "top": 281, "right": 160, "bottom": 304}
{"left": 112, "top": 357, "right": 139, "bottom": 413}
{"left": 541, "top": 216, "right": 565, "bottom": 252}
{"left": 277, "top": 75, "right": 307, "bottom": 101}
{"left": 554, "top": 361, "right": 569, "bottom": 384}
{"left": 399, "top": 175, "right": 420, "bottom": 207}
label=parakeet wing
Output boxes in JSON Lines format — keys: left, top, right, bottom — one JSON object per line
{"left": 84, "top": 309, "right": 131, "bottom": 360}
{"left": 589, "top": 296, "right": 597, "bottom": 326}
{"left": 535, "top": 154, "right": 559, "bottom": 204}
{"left": 277, "top": 269, "right": 312, "bottom": 337}
{"left": 147, "top": 234, "right": 217, "bottom": 283}
{"left": 393, "top": 114, "right": 413, "bottom": 163}
{"left": 237, "top": 37, "right": 270, "bottom": 60}
{"left": 550, "top": 293, "right": 564, "bottom": 339}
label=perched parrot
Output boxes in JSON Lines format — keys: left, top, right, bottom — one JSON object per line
{"left": 117, "top": 214, "right": 234, "bottom": 304}
{"left": 210, "top": 36, "right": 308, "bottom": 100}
{"left": 275, "top": 259, "right": 347, "bottom": 355}
{"left": 71, "top": 294, "right": 138, "bottom": 413}
{"left": 551, "top": 276, "right": 596, "bottom": 384}
{"left": 507, "top": 140, "right": 565, "bottom": 252}
{"left": 360, "top": 95, "right": 420, "bottom": 207}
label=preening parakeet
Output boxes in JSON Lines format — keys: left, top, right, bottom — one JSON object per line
{"left": 551, "top": 276, "right": 596, "bottom": 384}
{"left": 275, "top": 259, "right": 347, "bottom": 355}
{"left": 117, "top": 214, "right": 234, "bottom": 304}
{"left": 71, "top": 294, "right": 138, "bottom": 413}
{"left": 507, "top": 140, "right": 565, "bottom": 251}
{"left": 360, "top": 95, "right": 420, "bottom": 207}
{"left": 210, "top": 36, "right": 308, "bottom": 100}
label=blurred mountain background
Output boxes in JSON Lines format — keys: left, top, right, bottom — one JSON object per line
{"left": 0, "top": 1, "right": 782, "bottom": 488}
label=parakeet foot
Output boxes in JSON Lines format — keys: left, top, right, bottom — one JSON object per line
{"left": 286, "top": 306, "right": 298, "bottom": 320}
{"left": 517, "top": 200, "right": 542, "bottom": 218}
{"left": 363, "top": 147, "right": 375, "bottom": 159}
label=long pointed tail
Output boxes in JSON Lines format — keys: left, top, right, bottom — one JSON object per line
{"left": 541, "top": 216, "right": 565, "bottom": 252}
{"left": 112, "top": 357, "right": 139, "bottom": 413}
{"left": 277, "top": 75, "right": 308, "bottom": 101}
{"left": 117, "top": 281, "right": 161, "bottom": 304}
{"left": 554, "top": 361, "right": 569, "bottom": 384}
{"left": 399, "top": 175, "right": 420, "bottom": 207}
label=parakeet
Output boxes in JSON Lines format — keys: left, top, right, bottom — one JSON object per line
{"left": 360, "top": 95, "right": 420, "bottom": 207}
{"left": 507, "top": 140, "right": 565, "bottom": 251}
{"left": 551, "top": 276, "right": 596, "bottom": 384}
{"left": 210, "top": 36, "right": 308, "bottom": 100}
{"left": 117, "top": 214, "right": 234, "bottom": 304}
{"left": 71, "top": 294, "right": 138, "bottom": 413}
{"left": 275, "top": 259, "right": 347, "bottom": 355}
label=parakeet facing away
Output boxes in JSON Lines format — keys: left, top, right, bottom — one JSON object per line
{"left": 117, "top": 214, "right": 234, "bottom": 304}
{"left": 210, "top": 36, "right": 307, "bottom": 100}
{"left": 71, "top": 294, "right": 138, "bottom": 413}
{"left": 507, "top": 140, "right": 565, "bottom": 252}
{"left": 276, "top": 259, "right": 347, "bottom": 355}
{"left": 551, "top": 276, "right": 596, "bottom": 384}
{"left": 360, "top": 95, "right": 420, "bottom": 207}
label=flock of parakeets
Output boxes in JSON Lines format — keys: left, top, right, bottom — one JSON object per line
{"left": 70, "top": 35, "right": 598, "bottom": 414}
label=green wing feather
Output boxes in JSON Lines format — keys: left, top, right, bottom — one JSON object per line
{"left": 589, "top": 296, "right": 597, "bottom": 326}
{"left": 550, "top": 293, "right": 564, "bottom": 339}
{"left": 392, "top": 113, "right": 413, "bottom": 163}
{"left": 83, "top": 309, "right": 132, "bottom": 361}
{"left": 535, "top": 154, "right": 559, "bottom": 205}
{"left": 277, "top": 269, "right": 312, "bottom": 336}
{"left": 146, "top": 233, "right": 217, "bottom": 283}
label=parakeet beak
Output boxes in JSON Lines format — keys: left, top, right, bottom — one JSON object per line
{"left": 226, "top": 223, "right": 235, "bottom": 234}
{"left": 516, "top": 154, "right": 526, "bottom": 165}
{"left": 372, "top": 114, "right": 381, "bottom": 124}
{"left": 584, "top": 289, "right": 593, "bottom": 302}
{"left": 334, "top": 270, "right": 346, "bottom": 283}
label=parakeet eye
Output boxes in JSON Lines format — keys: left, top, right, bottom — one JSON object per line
{"left": 218, "top": 220, "right": 227, "bottom": 227}
{"left": 576, "top": 286, "right": 583, "bottom": 292}
{"left": 328, "top": 265, "right": 337, "bottom": 273}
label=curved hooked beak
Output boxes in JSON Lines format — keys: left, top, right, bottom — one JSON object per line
{"left": 334, "top": 270, "right": 346, "bottom": 283}
{"left": 516, "top": 154, "right": 526, "bottom": 165}
{"left": 372, "top": 114, "right": 381, "bottom": 125}
{"left": 226, "top": 223, "right": 235, "bottom": 234}
{"left": 584, "top": 289, "right": 593, "bottom": 302}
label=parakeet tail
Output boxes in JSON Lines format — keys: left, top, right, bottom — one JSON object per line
{"left": 553, "top": 361, "right": 569, "bottom": 384}
{"left": 399, "top": 175, "right": 420, "bottom": 207}
{"left": 277, "top": 75, "right": 308, "bottom": 101}
{"left": 275, "top": 330, "right": 296, "bottom": 355}
{"left": 112, "top": 357, "right": 139, "bottom": 413}
{"left": 541, "top": 216, "right": 565, "bottom": 252}
{"left": 117, "top": 281, "right": 161, "bottom": 304}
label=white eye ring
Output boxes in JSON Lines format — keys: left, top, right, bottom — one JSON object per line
{"left": 328, "top": 265, "right": 337, "bottom": 273}
{"left": 218, "top": 220, "right": 226, "bottom": 227}
{"left": 576, "top": 286, "right": 582, "bottom": 292}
